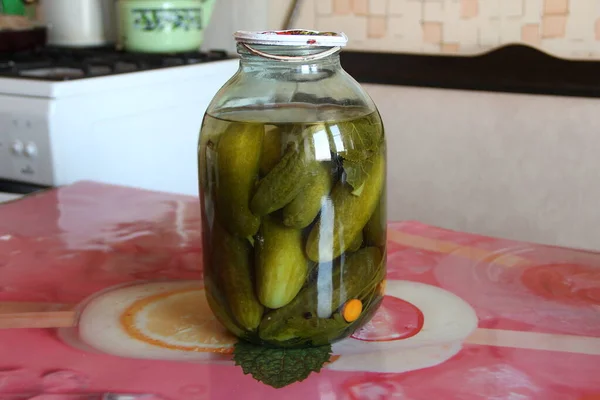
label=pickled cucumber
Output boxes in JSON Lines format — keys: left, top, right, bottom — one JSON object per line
{"left": 282, "top": 162, "right": 334, "bottom": 229}
{"left": 199, "top": 108, "right": 387, "bottom": 348}
{"left": 216, "top": 122, "right": 263, "bottom": 237}
{"left": 306, "top": 150, "right": 386, "bottom": 262}
{"left": 199, "top": 140, "right": 218, "bottom": 232}
{"left": 211, "top": 223, "right": 263, "bottom": 331}
{"left": 204, "top": 278, "right": 246, "bottom": 338}
{"left": 255, "top": 216, "right": 310, "bottom": 309}
{"left": 197, "top": 113, "right": 222, "bottom": 190}
{"left": 348, "top": 231, "right": 364, "bottom": 252}
{"left": 250, "top": 126, "right": 321, "bottom": 216}
{"left": 259, "top": 247, "right": 383, "bottom": 345}
{"left": 259, "top": 126, "right": 283, "bottom": 176}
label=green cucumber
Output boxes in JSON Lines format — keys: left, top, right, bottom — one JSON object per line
{"left": 215, "top": 122, "right": 262, "bottom": 237}
{"left": 306, "top": 150, "right": 385, "bottom": 262}
{"left": 255, "top": 216, "right": 309, "bottom": 309}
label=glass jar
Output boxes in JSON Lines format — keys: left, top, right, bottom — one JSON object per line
{"left": 198, "top": 30, "right": 386, "bottom": 348}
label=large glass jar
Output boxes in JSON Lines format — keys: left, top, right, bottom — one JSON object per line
{"left": 198, "top": 30, "right": 386, "bottom": 349}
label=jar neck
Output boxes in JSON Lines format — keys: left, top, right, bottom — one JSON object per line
{"left": 236, "top": 43, "right": 342, "bottom": 74}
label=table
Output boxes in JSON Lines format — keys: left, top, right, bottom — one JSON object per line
{"left": 0, "top": 181, "right": 598, "bottom": 399}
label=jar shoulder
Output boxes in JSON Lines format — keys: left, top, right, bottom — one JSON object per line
{"left": 206, "top": 65, "right": 377, "bottom": 121}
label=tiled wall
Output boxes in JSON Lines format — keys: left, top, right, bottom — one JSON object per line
{"left": 291, "top": 0, "right": 600, "bottom": 59}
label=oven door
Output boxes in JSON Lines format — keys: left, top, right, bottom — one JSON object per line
{"left": 0, "top": 179, "right": 49, "bottom": 203}
{"left": 0, "top": 92, "right": 53, "bottom": 202}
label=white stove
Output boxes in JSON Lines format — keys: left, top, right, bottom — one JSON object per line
{"left": 0, "top": 47, "right": 239, "bottom": 196}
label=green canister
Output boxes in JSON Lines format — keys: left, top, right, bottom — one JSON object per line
{"left": 118, "top": 0, "right": 216, "bottom": 53}
{"left": 1, "top": 0, "right": 26, "bottom": 15}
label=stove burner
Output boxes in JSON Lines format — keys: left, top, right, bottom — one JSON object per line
{"left": 0, "top": 46, "right": 232, "bottom": 81}
{"left": 19, "top": 67, "right": 86, "bottom": 79}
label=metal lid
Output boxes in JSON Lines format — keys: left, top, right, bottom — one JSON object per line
{"left": 234, "top": 29, "right": 348, "bottom": 47}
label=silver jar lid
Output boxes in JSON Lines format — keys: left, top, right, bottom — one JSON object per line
{"left": 234, "top": 29, "right": 348, "bottom": 47}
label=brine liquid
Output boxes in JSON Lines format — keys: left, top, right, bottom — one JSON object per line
{"left": 198, "top": 106, "right": 387, "bottom": 348}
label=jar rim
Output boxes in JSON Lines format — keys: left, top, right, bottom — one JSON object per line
{"left": 234, "top": 29, "right": 348, "bottom": 47}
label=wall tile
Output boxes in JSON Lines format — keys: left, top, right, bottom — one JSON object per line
{"left": 424, "top": 1, "right": 445, "bottom": 21}
{"left": 389, "top": 15, "right": 404, "bottom": 37}
{"left": 352, "top": 0, "right": 369, "bottom": 15}
{"left": 297, "top": 0, "right": 600, "bottom": 59}
{"left": 369, "top": 0, "right": 388, "bottom": 15}
{"left": 458, "top": 21, "right": 480, "bottom": 47}
{"left": 421, "top": 43, "right": 443, "bottom": 53}
{"left": 363, "top": 36, "right": 405, "bottom": 51}
{"left": 389, "top": 0, "right": 409, "bottom": 16}
{"left": 478, "top": 0, "right": 500, "bottom": 18}
{"left": 460, "top": 0, "right": 479, "bottom": 19}
{"left": 544, "top": 0, "right": 569, "bottom": 15}
{"left": 500, "top": 19, "right": 524, "bottom": 43}
{"left": 521, "top": 23, "right": 542, "bottom": 45}
{"left": 522, "top": 0, "right": 544, "bottom": 23}
{"left": 566, "top": 1, "right": 596, "bottom": 40}
{"left": 422, "top": 21, "right": 443, "bottom": 43}
{"left": 368, "top": 16, "right": 388, "bottom": 37}
{"left": 443, "top": 0, "right": 461, "bottom": 21}
{"left": 295, "top": 0, "right": 317, "bottom": 28}
{"left": 502, "top": 0, "right": 524, "bottom": 18}
{"left": 402, "top": 0, "right": 424, "bottom": 22}
{"left": 478, "top": 19, "right": 501, "bottom": 46}
{"left": 443, "top": 20, "right": 461, "bottom": 42}
{"left": 542, "top": 38, "right": 576, "bottom": 55}
{"left": 316, "top": 0, "right": 333, "bottom": 15}
{"left": 542, "top": 15, "right": 568, "bottom": 38}
{"left": 317, "top": 15, "right": 368, "bottom": 41}
{"left": 560, "top": 39, "right": 591, "bottom": 54}
{"left": 441, "top": 42, "right": 461, "bottom": 53}
{"left": 333, "top": 0, "right": 352, "bottom": 15}
{"left": 401, "top": 9, "right": 425, "bottom": 42}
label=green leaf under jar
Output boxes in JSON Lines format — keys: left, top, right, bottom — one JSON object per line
{"left": 233, "top": 341, "right": 332, "bottom": 389}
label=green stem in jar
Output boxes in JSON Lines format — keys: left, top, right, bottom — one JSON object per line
{"left": 305, "top": 149, "right": 385, "bottom": 262}
{"left": 215, "top": 122, "right": 263, "bottom": 237}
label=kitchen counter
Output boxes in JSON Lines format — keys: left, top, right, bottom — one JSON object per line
{"left": 0, "top": 181, "right": 598, "bottom": 399}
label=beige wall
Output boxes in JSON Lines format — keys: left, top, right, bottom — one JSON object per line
{"left": 365, "top": 83, "right": 600, "bottom": 251}
{"left": 289, "top": 0, "right": 600, "bottom": 59}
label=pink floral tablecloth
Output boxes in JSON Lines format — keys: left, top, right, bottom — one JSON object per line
{"left": 0, "top": 181, "right": 598, "bottom": 400}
